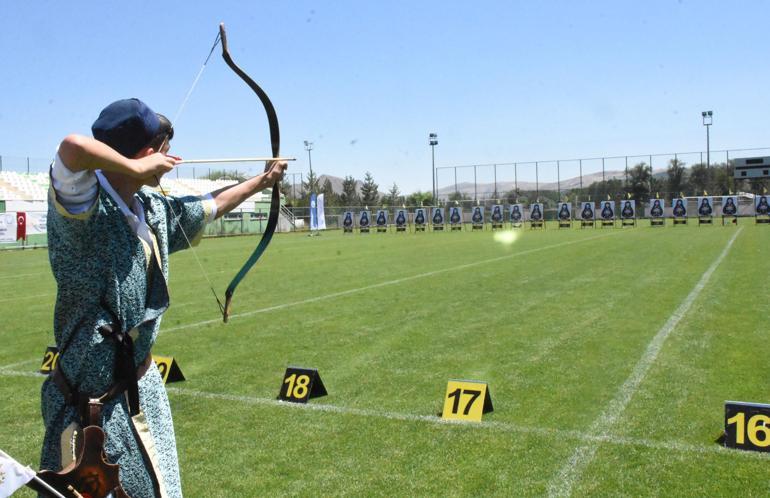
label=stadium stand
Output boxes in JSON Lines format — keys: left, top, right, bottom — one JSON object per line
{"left": 0, "top": 172, "right": 270, "bottom": 205}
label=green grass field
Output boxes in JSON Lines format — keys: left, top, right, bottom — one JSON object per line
{"left": 1, "top": 221, "right": 769, "bottom": 496}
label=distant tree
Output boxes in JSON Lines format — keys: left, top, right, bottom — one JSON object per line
{"left": 712, "top": 162, "right": 734, "bottom": 195}
{"left": 280, "top": 178, "right": 293, "bottom": 204}
{"left": 569, "top": 178, "right": 623, "bottom": 203}
{"left": 385, "top": 182, "right": 402, "bottom": 207}
{"left": 627, "top": 162, "right": 652, "bottom": 201}
{"left": 405, "top": 190, "right": 434, "bottom": 207}
{"left": 340, "top": 175, "right": 360, "bottom": 207}
{"left": 360, "top": 171, "right": 379, "bottom": 206}
{"left": 447, "top": 191, "right": 470, "bottom": 202}
{"left": 303, "top": 169, "right": 321, "bottom": 196}
{"left": 688, "top": 163, "right": 715, "bottom": 194}
{"left": 204, "top": 169, "right": 247, "bottom": 182}
{"left": 321, "top": 178, "right": 339, "bottom": 206}
{"left": 503, "top": 188, "right": 522, "bottom": 205}
{"left": 666, "top": 158, "right": 688, "bottom": 196}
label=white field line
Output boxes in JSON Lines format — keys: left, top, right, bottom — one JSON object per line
{"left": 160, "top": 231, "right": 622, "bottom": 334}
{"left": 0, "top": 272, "right": 46, "bottom": 280}
{"left": 546, "top": 227, "right": 743, "bottom": 498}
{"left": 1, "top": 368, "right": 766, "bottom": 462}
{"left": 162, "top": 386, "right": 769, "bottom": 461}
{"left": 0, "top": 292, "right": 54, "bottom": 303}
{"left": 0, "top": 357, "right": 40, "bottom": 371}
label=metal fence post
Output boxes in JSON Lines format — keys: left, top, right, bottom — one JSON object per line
{"left": 493, "top": 164, "right": 497, "bottom": 199}
{"left": 514, "top": 163, "right": 518, "bottom": 193}
{"left": 579, "top": 159, "right": 583, "bottom": 190}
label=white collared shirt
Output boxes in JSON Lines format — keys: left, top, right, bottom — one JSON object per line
{"left": 50, "top": 152, "right": 216, "bottom": 251}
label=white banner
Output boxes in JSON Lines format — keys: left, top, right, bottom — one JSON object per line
{"left": 0, "top": 214, "right": 16, "bottom": 243}
{"left": 26, "top": 212, "right": 47, "bottom": 235}
{"left": 316, "top": 194, "right": 326, "bottom": 230}
{"left": 309, "top": 193, "right": 318, "bottom": 231}
{"left": 0, "top": 449, "right": 36, "bottom": 496}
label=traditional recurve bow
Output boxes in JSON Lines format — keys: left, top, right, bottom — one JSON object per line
{"left": 217, "top": 23, "right": 282, "bottom": 323}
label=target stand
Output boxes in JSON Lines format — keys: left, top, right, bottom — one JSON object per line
{"left": 698, "top": 215, "right": 713, "bottom": 227}
{"left": 621, "top": 217, "right": 636, "bottom": 228}
{"left": 721, "top": 215, "right": 738, "bottom": 226}
{"left": 600, "top": 218, "right": 615, "bottom": 228}
{"left": 673, "top": 216, "right": 688, "bottom": 226}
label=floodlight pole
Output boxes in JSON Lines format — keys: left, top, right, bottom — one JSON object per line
{"left": 702, "top": 111, "right": 713, "bottom": 168}
{"left": 429, "top": 133, "right": 438, "bottom": 202}
{"left": 304, "top": 140, "right": 314, "bottom": 194}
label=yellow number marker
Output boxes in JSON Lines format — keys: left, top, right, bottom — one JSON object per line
{"left": 442, "top": 380, "right": 493, "bottom": 422}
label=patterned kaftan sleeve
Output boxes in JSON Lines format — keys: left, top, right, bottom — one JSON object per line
{"left": 162, "top": 193, "right": 217, "bottom": 254}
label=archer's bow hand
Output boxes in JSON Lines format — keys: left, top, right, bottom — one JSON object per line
{"left": 263, "top": 159, "right": 288, "bottom": 185}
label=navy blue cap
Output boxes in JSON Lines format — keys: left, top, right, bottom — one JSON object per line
{"left": 91, "top": 98, "right": 160, "bottom": 158}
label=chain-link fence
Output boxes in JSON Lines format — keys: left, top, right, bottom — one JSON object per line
{"left": 435, "top": 147, "right": 770, "bottom": 203}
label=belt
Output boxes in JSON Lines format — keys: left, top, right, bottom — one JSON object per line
{"left": 52, "top": 352, "right": 153, "bottom": 424}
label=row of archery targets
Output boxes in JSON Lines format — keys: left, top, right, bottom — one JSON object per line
{"left": 340, "top": 195, "right": 770, "bottom": 232}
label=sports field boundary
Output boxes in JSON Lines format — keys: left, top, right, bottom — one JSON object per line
{"left": 1, "top": 367, "right": 767, "bottom": 465}
{"left": 546, "top": 227, "right": 743, "bottom": 497}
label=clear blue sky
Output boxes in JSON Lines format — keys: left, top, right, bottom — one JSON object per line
{"left": 1, "top": 0, "right": 768, "bottom": 193}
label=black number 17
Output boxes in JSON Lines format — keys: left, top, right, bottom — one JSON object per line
{"left": 447, "top": 388, "right": 482, "bottom": 415}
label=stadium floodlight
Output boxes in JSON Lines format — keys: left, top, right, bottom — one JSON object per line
{"left": 304, "top": 140, "right": 314, "bottom": 194}
{"left": 429, "top": 133, "right": 438, "bottom": 202}
{"left": 702, "top": 111, "right": 713, "bottom": 168}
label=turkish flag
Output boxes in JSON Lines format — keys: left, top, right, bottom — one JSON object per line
{"left": 16, "top": 212, "right": 26, "bottom": 241}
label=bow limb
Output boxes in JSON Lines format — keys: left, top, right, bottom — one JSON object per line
{"left": 219, "top": 22, "right": 282, "bottom": 323}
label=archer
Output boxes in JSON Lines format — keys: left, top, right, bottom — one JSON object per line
{"left": 39, "top": 98, "right": 286, "bottom": 497}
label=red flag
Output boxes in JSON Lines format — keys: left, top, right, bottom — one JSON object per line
{"left": 16, "top": 212, "right": 26, "bottom": 241}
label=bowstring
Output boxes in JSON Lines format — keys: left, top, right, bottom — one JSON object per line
{"left": 156, "top": 30, "right": 227, "bottom": 316}
{"left": 173, "top": 31, "right": 221, "bottom": 125}
{"left": 155, "top": 170, "right": 225, "bottom": 316}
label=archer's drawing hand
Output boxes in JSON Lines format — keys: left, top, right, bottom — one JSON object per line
{"left": 263, "top": 160, "right": 288, "bottom": 185}
{"left": 133, "top": 153, "right": 178, "bottom": 180}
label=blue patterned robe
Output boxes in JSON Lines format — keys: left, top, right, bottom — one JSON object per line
{"left": 41, "top": 180, "right": 212, "bottom": 498}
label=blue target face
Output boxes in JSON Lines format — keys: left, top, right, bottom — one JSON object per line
{"left": 415, "top": 209, "right": 426, "bottom": 225}
{"left": 530, "top": 203, "right": 543, "bottom": 221}
{"left": 580, "top": 202, "right": 594, "bottom": 220}
{"left": 649, "top": 199, "right": 664, "bottom": 218}
{"left": 756, "top": 196, "right": 770, "bottom": 215}
{"left": 432, "top": 208, "right": 444, "bottom": 224}
{"left": 672, "top": 199, "right": 687, "bottom": 217}
{"left": 600, "top": 201, "right": 614, "bottom": 220}
{"left": 359, "top": 211, "right": 370, "bottom": 227}
{"left": 620, "top": 200, "right": 635, "bottom": 219}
